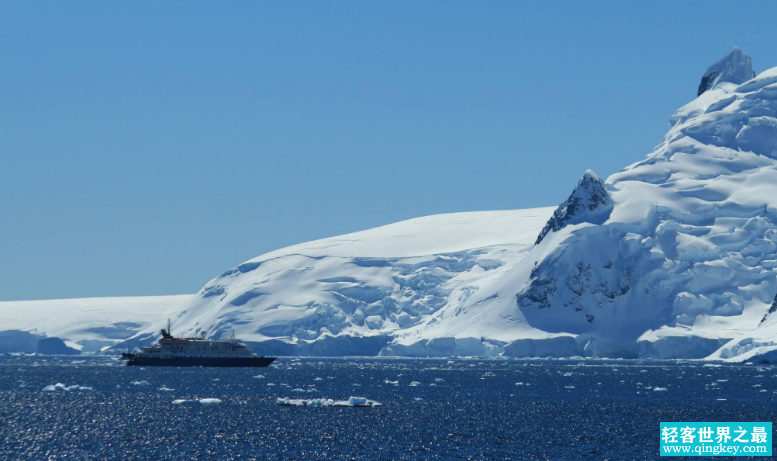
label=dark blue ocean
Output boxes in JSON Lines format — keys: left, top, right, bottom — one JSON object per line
{"left": 0, "top": 356, "right": 775, "bottom": 460}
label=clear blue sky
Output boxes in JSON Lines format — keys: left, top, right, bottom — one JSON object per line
{"left": 3, "top": 2, "right": 777, "bottom": 301}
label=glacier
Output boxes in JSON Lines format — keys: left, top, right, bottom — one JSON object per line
{"left": 3, "top": 47, "right": 777, "bottom": 362}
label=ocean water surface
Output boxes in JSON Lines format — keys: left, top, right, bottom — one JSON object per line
{"left": 1, "top": 356, "right": 775, "bottom": 460}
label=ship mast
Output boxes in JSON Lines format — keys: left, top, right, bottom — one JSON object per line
{"left": 167, "top": 318, "right": 171, "bottom": 338}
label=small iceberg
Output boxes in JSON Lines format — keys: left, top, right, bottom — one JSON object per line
{"left": 291, "top": 388, "right": 319, "bottom": 393}
{"left": 43, "top": 383, "right": 93, "bottom": 392}
{"left": 484, "top": 372, "right": 496, "bottom": 377}
{"left": 158, "top": 386, "right": 175, "bottom": 392}
{"left": 172, "top": 398, "right": 222, "bottom": 405}
{"left": 130, "top": 380, "right": 150, "bottom": 386}
{"left": 653, "top": 387, "right": 668, "bottom": 392}
{"left": 276, "top": 396, "right": 381, "bottom": 407}
{"left": 409, "top": 381, "right": 421, "bottom": 387}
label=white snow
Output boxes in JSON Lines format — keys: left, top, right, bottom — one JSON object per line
{"left": 0, "top": 295, "right": 192, "bottom": 353}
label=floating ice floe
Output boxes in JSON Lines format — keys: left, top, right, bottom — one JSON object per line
{"left": 43, "top": 383, "right": 93, "bottom": 392}
{"left": 434, "top": 378, "right": 444, "bottom": 382}
{"left": 276, "top": 397, "right": 381, "bottom": 407}
{"left": 172, "top": 398, "right": 222, "bottom": 405}
{"left": 484, "top": 372, "right": 496, "bottom": 377}
{"left": 253, "top": 375, "right": 264, "bottom": 379}
{"left": 291, "top": 388, "right": 319, "bottom": 393}
{"left": 384, "top": 380, "right": 399, "bottom": 385}
{"left": 409, "top": 381, "right": 421, "bottom": 387}
{"left": 130, "top": 380, "right": 149, "bottom": 386}
{"left": 564, "top": 386, "right": 575, "bottom": 389}
{"left": 158, "top": 386, "right": 175, "bottom": 392}
{"left": 515, "top": 382, "right": 524, "bottom": 386}
{"left": 653, "top": 387, "right": 668, "bottom": 392}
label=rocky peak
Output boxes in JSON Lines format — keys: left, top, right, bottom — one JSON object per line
{"left": 697, "top": 47, "right": 755, "bottom": 96}
{"left": 535, "top": 170, "right": 612, "bottom": 245}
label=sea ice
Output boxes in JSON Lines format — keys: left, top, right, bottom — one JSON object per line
{"left": 275, "top": 396, "right": 382, "bottom": 407}
{"left": 172, "top": 398, "right": 222, "bottom": 405}
{"left": 43, "top": 383, "right": 93, "bottom": 392}
{"left": 653, "top": 387, "right": 668, "bottom": 392}
{"left": 130, "top": 380, "right": 149, "bottom": 386}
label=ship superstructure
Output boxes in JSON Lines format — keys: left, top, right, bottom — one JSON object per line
{"left": 123, "top": 320, "right": 276, "bottom": 367}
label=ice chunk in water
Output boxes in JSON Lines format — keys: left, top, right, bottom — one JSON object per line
{"left": 172, "top": 398, "right": 222, "bottom": 405}
{"left": 276, "top": 396, "right": 381, "bottom": 407}
{"left": 43, "top": 383, "right": 93, "bottom": 392}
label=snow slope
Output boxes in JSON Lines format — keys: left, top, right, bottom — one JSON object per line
{"left": 170, "top": 208, "right": 557, "bottom": 356}
{"left": 168, "top": 47, "right": 777, "bottom": 361}
{"left": 0, "top": 295, "right": 192, "bottom": 353}
{"left": 5, "top": 47, "right": 777, "bottom": 362}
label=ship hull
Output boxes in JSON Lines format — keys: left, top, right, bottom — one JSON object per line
{"left": 126, "top": 356, "right": 276, "bottom": 367}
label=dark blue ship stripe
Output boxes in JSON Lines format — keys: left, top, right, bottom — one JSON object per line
{"left": 126, "top": 356, "right": 276, "bottom": 367}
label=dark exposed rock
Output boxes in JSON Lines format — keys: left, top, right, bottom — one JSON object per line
{"left": 535, "top": 170, "right": 613, "bottom": 245}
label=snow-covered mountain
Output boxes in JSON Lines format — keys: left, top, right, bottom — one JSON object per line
{"left": 4, "top": 47, "right": 777, "bottom": 362}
